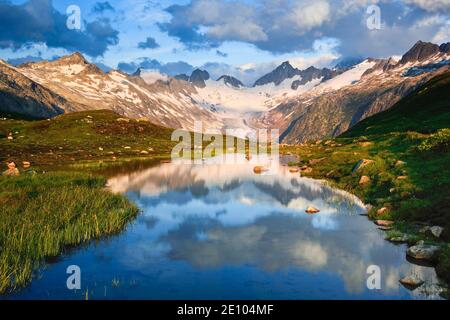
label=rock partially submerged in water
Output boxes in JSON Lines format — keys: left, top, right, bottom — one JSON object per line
{"left": 289, "top": 168, "right": 299, "bottom": 173}
{"left": 400, "top": 275, "right": 424, "bottom": 289}
{"left": 407, "top": 243, "right": 440, "bottom": 261}
{"left": 387, "top": 234, "right": 409, "bottom": 243}
{"left": 253, "top": 166, "right": 268, "bottom": 174}
{"left": 305, "top": 206, "right": 320, "bottom": 214}
{"left": 375, "top": 220, "right": 394, "bottom": 227}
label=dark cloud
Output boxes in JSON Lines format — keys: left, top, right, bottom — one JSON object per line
{"left": 92, "top": 1, "right": 115, "bottom": 14}
{"left": 216, "top": 50, "right": 228, "bottom": 57}
{"left": 0, "top": 0, "right": 119, "bottom": 57}
{"left": 138, "top": 37, "right": 160, "bottom": 49}
{"left": 7, "top": 55, "right": 44, "bottom": 66}
{"left": 158, "top": 0, "right": 449, "bottom": 57}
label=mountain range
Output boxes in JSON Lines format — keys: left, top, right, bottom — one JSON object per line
{"left": 1, "top": 40, "right": 449, "bottom": 142}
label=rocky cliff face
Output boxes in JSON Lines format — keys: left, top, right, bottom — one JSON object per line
{"left": 253, "top": 61, "right": 300, "bottom": 87}
{"left": 0, "top": 60, "right": 77, "bottom": 118}
{"left": 217, "top": 75, "right": 244, "bottom": 88}
{"left": 260, "top": 41, "right": 450, "bottom": 143}
{"left": 14, "top": 55, "right": 223, "bottom": 131}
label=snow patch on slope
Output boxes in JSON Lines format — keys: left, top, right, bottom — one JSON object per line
{"left": 314, "top": 60, "right": 376, "bottom": 92}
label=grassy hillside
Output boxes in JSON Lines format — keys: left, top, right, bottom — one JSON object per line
{"left": 0, "top": 109, "right": 177, "bottom": 167}
{"left": 0, "top": 110, "right": 178, "bottom": 294}
{"left": 283, "top": 71, "right": 450, "bottom": 288}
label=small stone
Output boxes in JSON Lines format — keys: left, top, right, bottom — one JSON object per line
{"left": 395, "top": 160, "right": 407, "bottom": 167}
{"left": 401, "top": 191, "right": 411, "bottom": 199}
{"left": 353, "top": 159, "right": 375, "bottom": 173}
{"left": 7, "top": 136, "right": 13, "bottom": 140}
{"left": 22, "top": 161, "right": 31, "bottom": 168}
{"left": 377, "top": 207, "right": 389, "bottom": 216}
{"left": 124, "top": 146, "right": 131, "bottom": 149}
{"left": 375, "top": 220, "right": 394, "bottom": 227}
{"left": 397, "top": 176, "right": 408, "bottom": 180}
{"left": 98, "top": 147, "right": 104, "bottom": 151}
{"left": 140, "top": 150, "right": 149, "bottom": 155}
{"left": 289, "top": 168, "right": 299, "bottom": 173}
{"left": 390, "top": 188, "right": 396, "bottom": 193}
{"left": 306, "top": 206, "right": 320, "bottom": 214}
{"left": 326, "top": 170, "right": 335, "bottom": 178}
{"left": 309, "top": 157, "right": 326, "bottom": 165}
{"left": 399, "top": 275, "right": 424, "bottom": 289}
{"left": 301, "top": 166, "right": 313, "bottom": 173}
{"left": 2, "top": 163, "right": 20, "bottom": 176}
{"left": 253, "top": 166, "right": 267, "bottom": 174}
{"left": 378, "top": 226, "right": 393, "bottom": 231}
{"left": 359, "top": 142, "right": 373, "bottom": 147}
{"left": 359, "top": 175, "right": 371, "bottom": 185}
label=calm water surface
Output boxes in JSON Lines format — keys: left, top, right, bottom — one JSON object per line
{"left": 6, "top": 156, "right": 444, "bottom": 299}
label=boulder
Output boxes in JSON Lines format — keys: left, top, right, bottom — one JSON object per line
{"left": 353, "top": 159, "right": 374, "bottom": 173}
{"left": 430, "top": 226, "right": 444, "bottom": 238}
{"left": 289, "top": 168, "right": 299, "bottom": 173}
{"left": 2, "top": 163, "right": 20, "bottom": 176}
{"left": 419, "top": 226, "right": 444, "bottom": 238}
{"left": 399, "top": 275, "right": 424, "bottom": 289}
{"left": 407, "top": 244, "right": 440, "bottom": 260}
{"left": 306, "top": 206, "right": 320, "bottom": 214}
{"left": 359, "top": 175, "right": 371, "bottom": 185}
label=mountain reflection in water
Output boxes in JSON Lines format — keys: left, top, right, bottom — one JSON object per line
{"left": 7, "top": 156, "right": 443, "bottom": 299}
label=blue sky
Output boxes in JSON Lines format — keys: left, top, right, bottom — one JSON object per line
{"left": 0, "top": 0, "right": 449, "bottom": 83}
